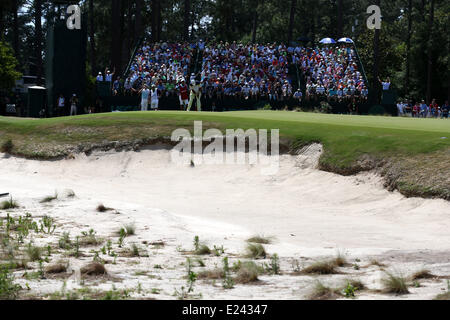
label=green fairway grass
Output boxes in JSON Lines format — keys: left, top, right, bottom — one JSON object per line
{"left": 1, "top": 111, "right": 449, "bottom": 199}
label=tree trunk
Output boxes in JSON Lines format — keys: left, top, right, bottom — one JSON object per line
{"left": 157, "top": 0, "right": 162, "bottom": 41}
{"left": 337, "top": 0, "right": 343, "bottom": 38}
{"left": 404, "top": 0, "right": 412, "bottom": 97}
{"left": 111, "top": 0, "right": 123, "bottom": 74}
{"left": 34, "top": 0, "right": 43, "bottom": 84}
{"left": 152, "top": 0, "right": 161, "bottom": 42}
{"left": 287, "top": 0, "right": 296, "bottom": 44}
{"left": 372, "top": 0, "right": 381, "bottom": 104}
{"left": 89, "top": 0, "right": 97, "bottom": 76}
{"left": 151, "top": 0, "right": 156, "bottom": 42}
{"left": 0, "top": 4, "right": 4, "bottom": 41}
{"left": 251, "top": 1, "right": 258, "bottom": 43}
{"left": 135, "top": 0, "right": 143, "bottom": 38}
{"left": 13, "top": 0, "right": 19, "bottom": 56}
{"left": 425, "top": 0, "right": 435, "bottom": 104}
{"left": 184, "top": 0, "right": 190, "bottom": 41}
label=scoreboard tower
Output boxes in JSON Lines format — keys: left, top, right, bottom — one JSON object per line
{"left": 45, "top": 1, "right": 87, "bottom": 117}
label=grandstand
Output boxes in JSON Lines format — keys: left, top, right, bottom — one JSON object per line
{"left": 95, "top": 38, "right": 399, "bottom": 115}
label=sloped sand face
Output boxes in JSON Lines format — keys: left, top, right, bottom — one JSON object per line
{"left": 1, "top": 145, "right": 449, "bottom": 300}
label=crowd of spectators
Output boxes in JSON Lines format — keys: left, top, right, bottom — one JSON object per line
{"left": 97, "top": 41, "right": 371, "bottom": 111}
{"left": 295, "top": 45, "right": 368, "bottom": 103}
{"left": 397, "top": 99, "right": 449, "bottom": 119}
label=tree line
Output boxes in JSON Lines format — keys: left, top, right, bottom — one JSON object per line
{"left": 0, "top": 0, "right": 448, "bottom": 103}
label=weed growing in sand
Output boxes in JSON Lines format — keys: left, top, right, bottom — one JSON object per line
{"left": 212, "top": 245, "right": 225, "bottom": 256}
{"left": 39, "top": 216, "right": 56, "bottom": 234}
{"left": 175, "top": 258, "right": 199, "bottom": 300}
{"left": 333, "top": 251, "right": 347, "bottom": 267}
{"left": 247, "top": 235, "right": 272, "bottom": 244}
{"left": 26, "top": 243, "right": 42, "bottom": 261}
{"left": 118, "top": 224, "right": 135, "bottom": 239}
{"left": 193, "top": 236, "right": 200, "bottom": 251}
{"left": 80, "top": 229, "right": 100, "bottom": 245}
{"left": 196, "top": 258, "right": 205, "bottom": 267}
{"left": 124, "top": 224, "right": 136, "bottom": 236}
{"left": 151, "top": 288, "right": 161, "bottom": 294}
{"left": 118, "top": 229, "right": 126, "bottom": 247}
{"left": 301, "top": 261, "right": 337, "bottom": 275}
{"left": 308, "top": 281, "right": 341, "bottom": 300}
{"left": 222, "top": 257, "right": 234, "bottom": 289}
{"left": 186, "top": 258, "right": 198, "bottom": 293}
{"left": 40, "top": 192, "right": 58, "bottom": 204}
{"left": 192, "top": 236, "right": 211, "bottom": 255}
{"left": 264, "top": 253, "right": 280, "bottom": 275}
{"left": 58, "top": 232, "right": 72, "bottom": 250}
{"left": 382, "top": 272, "right": 409, "bottom": 294}
{"left": 234, "top": 261, "right": 261, "bottom": 284}
{"left": 410, "top": 269, "right": 435, "bottom": 280}
{"left": 345, "top": 279, "right": 365, "bottom": 291}
{"left": 291, "top": 259, "right": 301, "bottom": 273}
{"left": 96, "top": 204, "right": 114, "bottom": 212}
{"left": 0, "top": 265, "right": 21, "bottom": 300}
{"left": 342, "top": 282, "right": 357, "bottom": 298}
{"left": 73, "top": 236, "right": 81, "bottom": 258}
{"left": 0, "top": 197, "right": 19, "bottom": 210}
{"left": 245, "top": 243, "right": 266, "bottom": 259}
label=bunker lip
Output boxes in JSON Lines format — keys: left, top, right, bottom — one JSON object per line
{"left": 1, "top": 136, "right": 448, "bottom": 201}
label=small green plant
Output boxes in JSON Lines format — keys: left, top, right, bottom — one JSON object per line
{"left": 58, "top": 232, "right": 72, "bottom": 249}
{"left": 131, "top": 243, "right": 140, "bottom": 257}
{"left": 26, "top": 243, "right": 42, "bottom": 261}
{"left": 118, "top": 229, "right": 126, "bottom": 247}
{"left": 186, "top": 258, "right": 197, "bottom": 293}
{"left": 266, "top": 253, "right": 280, "bottom": 275}
{"left": 0, "top": 265, "right": 21, "bottom": 299}
{"left": 343, "top": 282, "right": 357, "bottom": 298}
{"left": 151, "top": 288, "right": 160, "bottom": 294}
{"left": 124, "top": 224, "right": 136, "bottom": 236}
{"left": 193, "top": 236, "right": 200, "bottom": 251}
{"left": 39, "top": 216, "right": 56, "bottom": 234}
{"left": 192, "top": 236, "right": 211, "bottom": 255}
{"left": 222, "top": 257, "right": 234, "bottom": 289}
{"left": 212, "top": 245, "right": 225, "bottom": 256}
{"left": 80, "top": 229, "right": 99, "bottom": 245}
{"left": 73, "top": 236, "right": 80, "bottom": 258}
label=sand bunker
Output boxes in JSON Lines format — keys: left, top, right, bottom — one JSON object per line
{"left": 0, "top": 146, "right": 449, "bottom": 300}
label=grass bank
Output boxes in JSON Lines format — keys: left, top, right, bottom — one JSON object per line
{"left": 1, "top": 111, "right": 449, "bottom": 199}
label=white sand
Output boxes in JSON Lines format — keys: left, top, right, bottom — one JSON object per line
{"left": 0, "top": 145, "right": 449, "bottom": 300}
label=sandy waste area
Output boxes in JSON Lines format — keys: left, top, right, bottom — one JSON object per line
{"left": 0, "top": 144, "right": 449, "bottom": 300}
